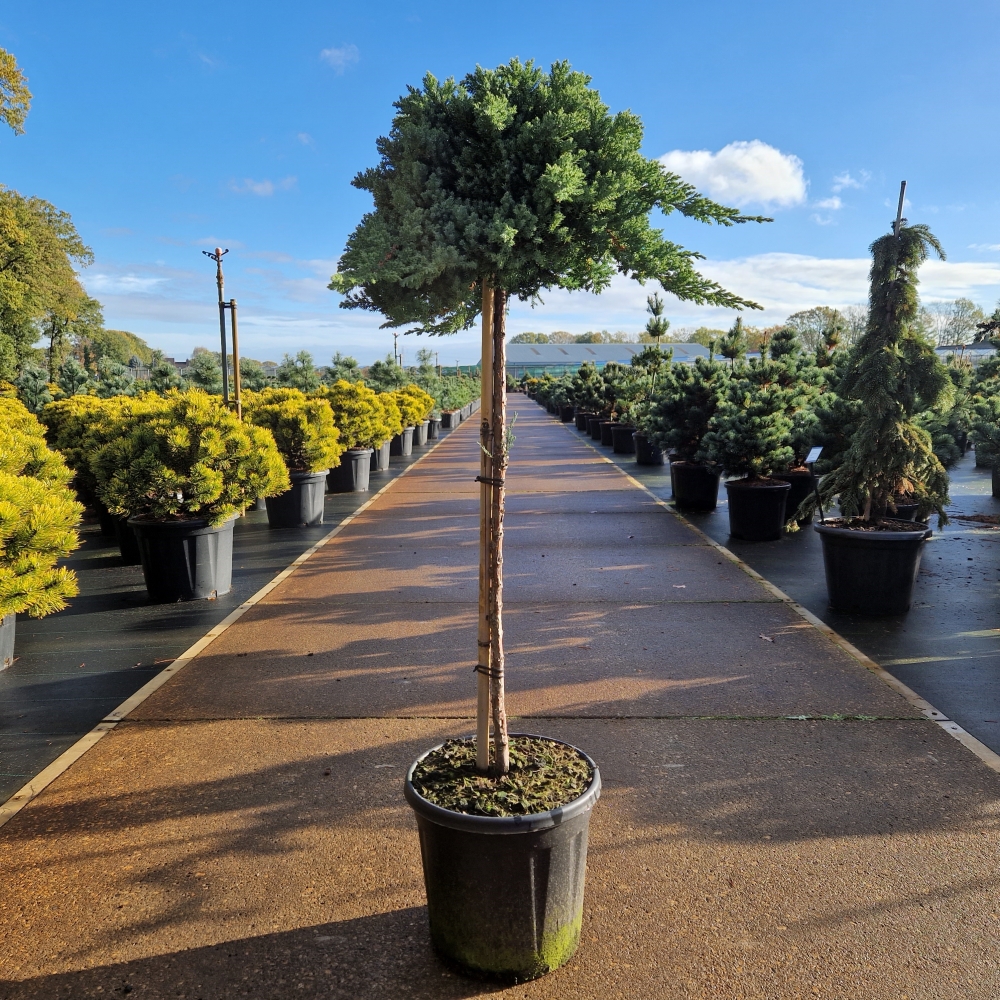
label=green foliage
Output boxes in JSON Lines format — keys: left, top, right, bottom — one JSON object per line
{"left": 716, "top": 316, "right": 749, "bottom": 364}
{"left": 244, "top": 387, "right": 344, "bottom": 473}
{"left": 785, "top": 307, "right": 845, "bottom": 353}
{"left": 79, "top": 327, "right": 154, "bottom": 369}
{"left": 56, "top": 357, "right": 91, "bottom": 397}
{"left": 566, "top": 362, "right": 606, "bottom": 413}
{"left": 767, "top": 326, "right": 827, "bottom": 465}
{"left": 94, "top": 356, "right": 139, "bottom": 398}
{"left": 313, "top": 380, "right": 389, "bottom": 449}
{"left": 365, "top": 355, "right": 407, "bottom": 392}
{"left": 0, "top": 47, "right": 31, "bottom": 136}
{"left": 184, "top": 350, "right": 223, "bottom": 394}
{"left": 702, "top": 360, "right": 796, "bottom": 479}
{"left": 16, "top": 362, "right": 52, "bottom": 413}
{"left": 328, "top": 352, "right": 363, "bottom": 383}
{"left": 238, "top": 357, "right": 268, "bottom": 391}
{"left": 0, "top": 397, "right": 83, "bottom": 619}
{"left": 644, "top": 293, "right": 670, "bottom": 344}
{"left": 808, "top": 349, "right": 862, "bottom": 475}
{"left": 642, "top": 357, "right": 727, "bottom": 462}
{"left": 275, "top": 351, "right": 320, "bottom": 391}
{"left": 149, "top": 354, "right": 184, "bottom": 393}
{"left": 509, "top": 332, "right": 551, "bottom": 344}
{"left": 972, "top": 393, "right": 1000, "bottom": 468}
{"left": 378, "top": 392, "right": 404, "bottom": 439}
{"left": 330, "top": 58, "right": 766, "bottom": 335}
{"left": 96, "top": 390, "right": 290, "bottom": 525}
{"left": 809, "top": 224, "right": 952, "bottom": 524}
{"left": 393, "top": 383, "right": 436, "bottom": 427}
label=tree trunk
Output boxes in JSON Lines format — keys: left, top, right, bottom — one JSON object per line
{"left": 474, "top": 280, "right": 510, "bottom": 775}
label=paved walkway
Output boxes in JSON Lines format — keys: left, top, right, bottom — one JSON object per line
{"left": 2, "top": 403, "right": 1000, "bottom": 998}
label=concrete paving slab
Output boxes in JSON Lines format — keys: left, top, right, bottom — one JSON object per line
{"left": 2, "top": 717, "right": 999, "bottom": 999}
{"left": 504, "top": 509, "right": 700, "bottom": 547}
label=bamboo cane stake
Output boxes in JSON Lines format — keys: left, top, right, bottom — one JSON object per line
{"left": 476, "top": 281, "right": 494, "bottom": 772}
{"left": 489, "top": 288, "right": 510, "bottom": 775}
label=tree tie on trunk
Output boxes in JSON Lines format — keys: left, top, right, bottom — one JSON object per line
{"left": 475, "top": 475, "right": 504, "bottom": 487}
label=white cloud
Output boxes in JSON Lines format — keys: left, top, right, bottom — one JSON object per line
{"left": 86, "top": 272, "right": 167, "bottom": 295}
{"left": 832, "top": 170, "right": 871, "bottom": 193}
{"left": 320, "top": 44, "right": 359, "bottom": 74}
{"left": 659, "top": 140, "right": 807, "bottom": 208}
{"left": 970, "top": 243, "right": 1000, "bottom": 252}
{"left": 229, "top": 176, "right": 297, "bottom": 197}
{"left": 814, "top": 196, "right": 842, "bottom": 210}
{"left": 297, "top": 132, "right": 315, "bottom": 146}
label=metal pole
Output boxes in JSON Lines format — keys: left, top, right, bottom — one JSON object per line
{"left": 230, "top": 299, "right": 242, "bottom": 419}
{"left": 203, "top": 247, "right": 230, "bottom": 404}
{"left": 893, "top": 181, "right": 906, "bottom": 238}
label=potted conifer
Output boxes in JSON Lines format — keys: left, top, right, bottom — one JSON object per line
{"left": 314, "top": 380, "right": 388, "bottom": 492}
{"left": 329, "top": 58, "right": 763, "bottom": 979}
{"left": 0, "top": 397, "right": 83, "bottom": 668}
{"left": 371, "top": 393, "right": 403, "bottom": 472}
{"left": 97, "top": 390, "right": 289, "bottom": 600}
{"left": 245, "top": 388, "right": 344, "bottom": 527}
{"left": 390, "top": 384, "right": 435, "bottom": 456}
{"left": 804, "top": 217, "right": 951, "bottom": 614}
{"left": 644, "top": 357, "right": 727, "bottom": 509}
{"left": 701, "top": 360, "right": 796, "bottom": 540}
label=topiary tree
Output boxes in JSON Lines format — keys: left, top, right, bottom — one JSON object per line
{"left": 329, "top": 58, "right": 765, "bottom": 774}
{"left": 244, "top": 387, "right": 344, "bottom": 473}
{"left": 804, "top": 224, "right": 952, "bottom": 525}
{"left": 0, "top": 397, "right": 83, "bottom": 620}
{"left": 313, "top": 380, "right": 388, "bottom": 449}
{"left": 96, "top": 390, "right": 289, "bottom": 524}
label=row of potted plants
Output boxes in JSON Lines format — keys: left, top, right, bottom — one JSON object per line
{"left": 529, "top": 221, "right": 991, "bottom": 618}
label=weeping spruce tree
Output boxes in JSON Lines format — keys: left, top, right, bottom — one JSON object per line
{"left": 331, "top": 59, "right": 764, "bottom": 775}
{"left": 810, "top": 222, "right": 951, "bottom": 524}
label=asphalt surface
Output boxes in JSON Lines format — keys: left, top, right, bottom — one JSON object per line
{"left": 2, "top": 402, "right": 999, "bottom": 999}
{"left": 599, "top": 431, "right": 1000, "bottom": 754}
{"left": 0, "top": 431, "right": 453, "bottom": 804}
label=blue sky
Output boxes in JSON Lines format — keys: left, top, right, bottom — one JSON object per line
{"left": 3, "top": 1, "right": 1000, "bottom": 364}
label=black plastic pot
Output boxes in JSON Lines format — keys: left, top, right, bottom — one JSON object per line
{"left": 129, "top": 516, "right": 236, "bottom": 602}
{"left": 114, "top": 517, "right": 142, "bottom": 565}
{"left": 724, "top": 478, "right": 791, "bottom": 541}
{"left": 414, "top": 420, "right": 430, "bottom": 446}
{"left": 265, "top": 469, "right": 328, "bottom": 528}
{"left": 815, "top": 519, "right": 932, "bottom": 615}
{"left": 95, "top": 501, "right": 116, "bottom": 537}
{"left": 328, "top": 449, "right": 373, "bottom": 493}
{"left": 546, "top": 401, "right": 557, "bottom": 415}
{"left": 1, "top": 613, "right": 13, "bottom": 671}
{"left": 428, "top": 418, "right": 441, "bottom": 440}
{"left": 404, "top": 735, "right": 601, "bottom": 980}
{"left": 772, "top": 469, "right": 816, "bottom": 525}
{"left": 575, "top": 411, "right": 595, "bottom": 432}
{"left": 442, "top": 410, "right": 460, "bottom": 429}
{"left": 634, "top": 433, "right": 664, "bottom": 466}
{"left": 559, "top": 404, "right": 575, "bottom": 423}
{"left": 669, "top": 462, "right": 722, "bottom": 511}
{"left": 611, "top": 424, "right": 636, "bottom": 454}
{"left": 890, "top": 502, "right": 919, "bottom": 521}
{"left": 599, "top": 421, "right": 615, "bottom": 447}
{"left": 370, "top": 441, "right": 390, "bottom": 473}
{"left": 993, "top": 466, "right": 1000, "bottom": 499}
{"left": 390, "top": 426, "right": 415, "bottom": 457}
{"left": 587, "top": 416, "right": 603, "bottom": 440}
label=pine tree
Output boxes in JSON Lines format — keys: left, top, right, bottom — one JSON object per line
{"left": 716, "top": 316, "right": 749, "bottom": 366}
{"left": 329, "top": 59, "right": 766, "bottom": 774}
{"left": 807, "top": 224, "right": 952, "bottom": 523}
{"left": 644, "top": 357, "right": 726, "bottom": 462}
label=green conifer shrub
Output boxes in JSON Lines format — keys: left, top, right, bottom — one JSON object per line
{"left": 243, "top": 387, "right": 344, "bottom": 473}
{"left": 393, "top": 384, "right": 435, "bottom": 427}
{"left": 313, "top": 380, "right": 389, "bottom": 449}
{"left": 378, "top": 392, "right": 404, "bottom": 440}
{"left": 642, "top": 357, "right": 727, "bottom": 462}
{"left": 0, "top": 397, "right": 83, "bottom": 618}
{"left": 96, "top": 389, "right": 289, "bottom": 524}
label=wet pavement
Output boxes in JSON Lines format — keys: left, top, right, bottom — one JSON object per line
{"left": 598, "top": 431, "right": 1000, "bottom": 754}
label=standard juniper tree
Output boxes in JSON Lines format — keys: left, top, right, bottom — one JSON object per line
{"left": 808, "top": 224, "right": 952, "bottom": 523}
{"left": 330, "top": 58, "right": 765, "bottom": 774}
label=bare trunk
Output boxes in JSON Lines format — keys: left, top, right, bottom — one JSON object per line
{"left": 476, "top": 282, "right": 494, "bottom": 773}
{"left": 488, "top": 288, "right": 510, "bottom": 775}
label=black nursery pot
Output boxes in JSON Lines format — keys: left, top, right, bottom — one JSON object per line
{"left": 265, "top": 469, "right": 328, "bottom": 528}
{"left": 772, "top": 469, "right": 816, "bottom": 525}
{"left": 669, "top": 462, "right": 722, "bottom": 511}
{"left": 634, "top": 433, "right": 664, "bottom": 466}
{"left": 1, "top": 613, "right": 14, "bottom": 671}
{"left": 370, "top": 441, "right": 391, "bottom": 473}
{"left": 599, "top": 421, "right": 615, "bottom": 447}
{"left": 815, "top": 520, "right": 932, "bottom": 615}
{"left": 724, "top": 478, "right": 791, "bottom": 541}
{"left": 587, "top": 416, "right": 603, "bottom": 440}
{"left": 428, "top": 418, "right": 441, "bottom": 440}
{"left": 610, "top": 424, "right": 636, "bottom": 454}
{"left": 559, "top": 404, "right": 575, "bottom": 423}
{"left": 442, "top": 410, "right": 460, "bottom": 429}
{"left": 404, "top": 736, "right": 601, "bottom": 981}
{"left": 414, "top": 420, "right": 430, "bottom": 446}
{"left": 114, "top": 517, "right": 142, "bottom": 565}
{"left": 575, "top": 411, "right": 595, "bottom": 432}
{"left": 390, "top": 426, "right": 415, "bottom": 457}
{"left": 129, "top": 516, "right": 235, "bottom": 602}
{"left": 328, "top": 449, "right": 373, "bottom": 493}
{"left": 95, "top": 501, "right": 116, "bottom": 537}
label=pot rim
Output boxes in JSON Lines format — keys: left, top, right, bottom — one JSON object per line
{"left": 814, "top": 520, "right": 932, "bottom": 542}
{"left": 127, "top": 513, "right": 238, "bottom": 530}
{"left": 404, "top": 733, "right": 602, "bottom": 835}
{"left": 724, "top": 477, "right": 791, "bottom": 491}
{"left": 342, "top": 447, "right": 374, "bottom": 456}
{"left": 287, "top": 468, "right": 330, "bottom": 480}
